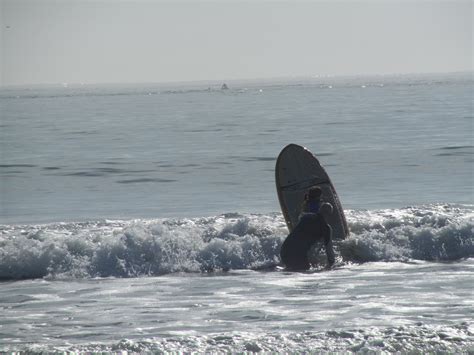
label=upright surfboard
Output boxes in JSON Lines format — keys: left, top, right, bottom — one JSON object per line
{"left": 275, "top": 144, "right": 349, "bottom": 239}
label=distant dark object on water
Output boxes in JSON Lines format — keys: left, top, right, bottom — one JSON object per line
{"left": 221, "top": 83, "right": 229, "bottom": 90}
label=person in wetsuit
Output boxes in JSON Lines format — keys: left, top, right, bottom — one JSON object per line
{"left": 301, "top": 186, "right": 322, "bottom": 214}
{"left": 280, "top": 202, "right": 335, "bottom": 270}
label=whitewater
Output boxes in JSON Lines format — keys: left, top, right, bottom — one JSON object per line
{"left": 0, "top": 73, "right": 473, "bottom": 352}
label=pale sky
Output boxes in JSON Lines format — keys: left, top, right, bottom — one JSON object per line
{"left": 0, "top": 0, "right": 472, "bottom": 86}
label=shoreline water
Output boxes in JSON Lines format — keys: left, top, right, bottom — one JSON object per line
{"left": 1, "top": 260, "right": 473, "bottom": 353}
{"left": 1, "top": 73, "right": 472, "bottom": 352}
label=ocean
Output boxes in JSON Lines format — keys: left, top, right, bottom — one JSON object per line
{"left": 0, "top": 73, "right": 473, "bottom": 352}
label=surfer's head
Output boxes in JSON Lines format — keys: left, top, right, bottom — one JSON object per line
{"left": 306, "top": 187, "right": 322, "bottom": 201}
{"left": 320, "top": 202, "right": 333, "bottom": 215}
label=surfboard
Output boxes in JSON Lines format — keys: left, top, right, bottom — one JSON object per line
{"left": 275, "top": 144, "right": 349, "bottom": 240}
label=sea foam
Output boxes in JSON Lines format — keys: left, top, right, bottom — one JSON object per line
{"left": 9, "top": 323, "right": 473, "bottom": 353}
{"left": 0, "top": 204, "right": 472, "bottom": 280}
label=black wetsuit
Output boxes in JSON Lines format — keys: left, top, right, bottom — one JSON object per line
{"left": 280, "top": 213, "right": 335, "bottom": 270}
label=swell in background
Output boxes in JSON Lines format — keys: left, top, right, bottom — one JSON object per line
{"left": 0, "top": 73, "right": 473, "bottom": 223}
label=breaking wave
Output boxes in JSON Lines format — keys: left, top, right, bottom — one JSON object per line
{"left": 0, "top": 204, "right": 472, "bottom": 280}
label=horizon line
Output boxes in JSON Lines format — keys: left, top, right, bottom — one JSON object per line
{"left": 1, "top": 70, "right": 472, "bottom": 89}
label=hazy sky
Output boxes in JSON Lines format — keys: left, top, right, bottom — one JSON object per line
{"left": 0, "top": 0, "right": 472, "bottom": 86}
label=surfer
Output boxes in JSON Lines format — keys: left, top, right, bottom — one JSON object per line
{"left": 280, "top": 202, "right": 335, "bottom": 270}
{"left": 300, "top": 186, "right": 322, "bottom": 215}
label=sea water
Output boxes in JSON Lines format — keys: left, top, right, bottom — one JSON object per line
{"left": 0, "top": 73, "right": 473, "bottom": 352}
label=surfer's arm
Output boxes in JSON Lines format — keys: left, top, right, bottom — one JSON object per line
{"left": 324, "top": 224, "right": 335, "bottom": 267}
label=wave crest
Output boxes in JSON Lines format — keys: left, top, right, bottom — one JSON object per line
{"left": 0, "top": 204, "right": 472, "bottom": 279}
{"left": 340, "top": 205, "right": 473, "bottom": 262}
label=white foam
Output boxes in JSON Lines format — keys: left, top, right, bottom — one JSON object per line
{"left": 0, "top": 204, "right": 472, "bottom": 280}
{"left": 9, "top": 323, "right": 472, "bottom": 353}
